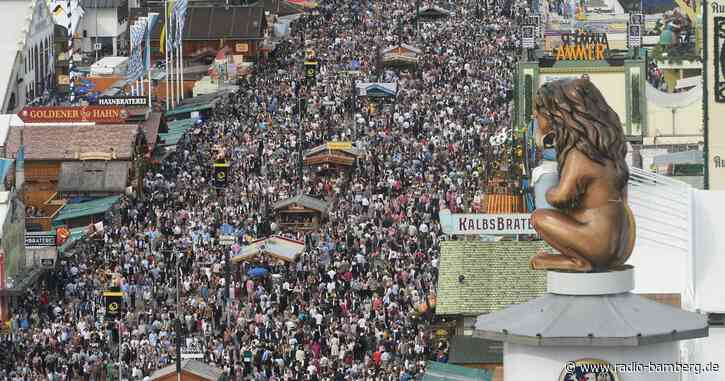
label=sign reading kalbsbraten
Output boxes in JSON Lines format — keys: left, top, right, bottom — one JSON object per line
{"left": 440, "top": 212, "right": 536, "bottom": 235}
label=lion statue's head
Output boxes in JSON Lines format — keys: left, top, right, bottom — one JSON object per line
{"left": 533, "top": 78, "right": 629, "bottom": 190}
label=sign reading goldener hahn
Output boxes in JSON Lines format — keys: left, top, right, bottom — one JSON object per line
{"left": 97, "top": 96, "right": 148, "bottom": 106}
{"left": 17, "top": 106, "right": 129, "bottom": 124}
{"left": 439, "top": 211, "right": 536, "bottom": 235}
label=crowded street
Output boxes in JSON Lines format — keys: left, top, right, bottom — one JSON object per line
{"left": 0, "top": 0, "right": 525, "bottom": 379}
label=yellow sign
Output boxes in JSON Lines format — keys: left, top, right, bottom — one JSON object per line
{"left": 555, "top": 44, "right": 608, "bottom": 60}
{"left": 328, "top": 142, "right": 353, "bottom": 150}
{"left": 555, "top": 31, "right": 609, "bottom": 61}
{"left": 236, "top": 43, "right": 249, "bottom": 53}
{"left": 57, "top": 75, "right": 70, "bottom": 85}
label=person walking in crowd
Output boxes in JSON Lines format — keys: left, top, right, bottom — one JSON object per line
{"left": 0, "top": 0, "right": 527, "bottom": 379}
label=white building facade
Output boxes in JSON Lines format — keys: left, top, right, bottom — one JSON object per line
{"left": 0, "top": 0, "right": 55, "bottom": 113}
{"left": 77, "top": 0, "right": 128, "bottom": 57}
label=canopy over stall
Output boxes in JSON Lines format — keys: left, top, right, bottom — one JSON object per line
{"left": 231, "top": 235, "right": 305, "bottom": 263}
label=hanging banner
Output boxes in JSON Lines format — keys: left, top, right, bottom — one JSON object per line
{"left": 103, "top": 289, "right": 124, "bottom": 316}
{"left": 439, "top": 211, "right": 536, "bottom": 235}
{"left": 212, "top": 161, "right": 230, "bottom": 189}
{"left": 18, "top": 106, "right": 129, "bottom": 124}
{"left": 304, "top": 61, "right": 318, "bottom": 85}
{"left": 705, "top": 1, "right": 725, "bottom": 189}
{"left": 522, "top": 25, "right": 536, "bottom": 49}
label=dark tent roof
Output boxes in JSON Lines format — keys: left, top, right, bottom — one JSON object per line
{"left": 448, "top": 336, "right": 503, "bottom": 364}
{"left": 143, "top": 6, "right": 266, "bottom": 41}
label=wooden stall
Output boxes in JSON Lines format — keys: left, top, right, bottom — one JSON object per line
{"left": 272, "top": 194, "right": 329, "bottom": 231}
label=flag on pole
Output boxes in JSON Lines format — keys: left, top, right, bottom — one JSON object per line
{"left": 127, "top": 18, "right": 148, "bottom": 81}
{"left": 174, "top": 0, "right": 188, "bottom": 45}
{"left": 146, "top": 12, "right": 159, "bottom": 72}
{"left": 160, "top": 0, "right": 176, "bottom": 55}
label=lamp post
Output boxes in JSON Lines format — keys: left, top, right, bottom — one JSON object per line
{"left": 176, "top": 263, "right": 182, "bottom": 381}
{"left": 298, "top": 84, "right": 304, "bottom": 194}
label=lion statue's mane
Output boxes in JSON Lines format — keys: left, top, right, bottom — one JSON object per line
{"left": 533, "top": 78, "right": 629, "bottom": 191}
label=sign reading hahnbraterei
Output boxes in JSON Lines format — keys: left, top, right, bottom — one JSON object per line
{"left": 706, "top": 0, "right": 725, "bottom": 189}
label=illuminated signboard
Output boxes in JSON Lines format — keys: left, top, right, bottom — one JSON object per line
{"left": 18, "top": 106, "right": 129, "bottom": 124}
{"left": 554, "top": 31, "right": 610, "bottom": 61}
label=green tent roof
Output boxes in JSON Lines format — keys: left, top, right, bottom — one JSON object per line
{"left": 436, "top": 240, "right": 548, "bottom": 316}
{"left": 164, "top": 102, "right": 214, "bottom": 118}
{"left": 53, "top": 196, "right": 120, "bottom": 225}
{"left": 422, "top": 361, "right": 492, "bottom": 381}
{"left": 158, "top": 118, "right": 196, "bottom": 146}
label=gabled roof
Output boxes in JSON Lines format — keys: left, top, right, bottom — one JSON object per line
{"left": 150, "top": 359, "right": 224, "bottom": 381}
{"left": 232, "top": 235, "right": 304, "bottom": 263}
{"left": 416, "top": 5, "right": 452, "bottom": 17}
{"left": 273, "top": 194, "right": 330, "bottom": 214}
{"left": 436, "top": 241, "right": 547, "bottom": 316}
{"left": 5, "top": 124, "right": 139, "bottom": 161}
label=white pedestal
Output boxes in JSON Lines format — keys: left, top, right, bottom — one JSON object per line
{"left": 474, "top": 267, "right": 708, "bottom": 381}
{"left": 504, "top": 341, "right": 680, "bottom": 381}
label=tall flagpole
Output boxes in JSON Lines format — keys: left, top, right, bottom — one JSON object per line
{"left": 176, "top": 39, "right": 182, "bottom": 104}
{"left": 147, "top": 13, "right": 158, "bottom": 112}
{"left": 180, "top": 41, "right": 185, "bottom": 100}
{"left": 164, "top": 0, "right": 170, "bottom": 111}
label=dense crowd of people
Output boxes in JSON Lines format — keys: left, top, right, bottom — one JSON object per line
{"left": 0, "top": 0, "right": 525, "bottom": 379}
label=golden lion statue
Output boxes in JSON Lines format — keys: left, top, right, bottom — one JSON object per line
{"left": 530, "top": 78, "right": 636, "bottom": 272}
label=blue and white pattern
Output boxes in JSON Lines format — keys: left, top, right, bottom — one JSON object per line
{"left": 126, "top": 18, "right": 148, "bottom": 81}
{"left": 173, "top": 0, "right": 188, "bottom": 46}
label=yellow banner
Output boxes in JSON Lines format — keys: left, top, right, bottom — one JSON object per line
{"left": 327, "top": 142, "right": 352, "bottom": 150}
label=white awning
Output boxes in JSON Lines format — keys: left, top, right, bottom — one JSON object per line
{"left": 652, "top": 150, "right": 704, "bottom": 166}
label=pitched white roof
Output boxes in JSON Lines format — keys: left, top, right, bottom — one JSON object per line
{"left": 0, "top": 0, "right": 34, "bottom": 111}
{"left": 232, "top": 236, "right": 305, "bottom": 263}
